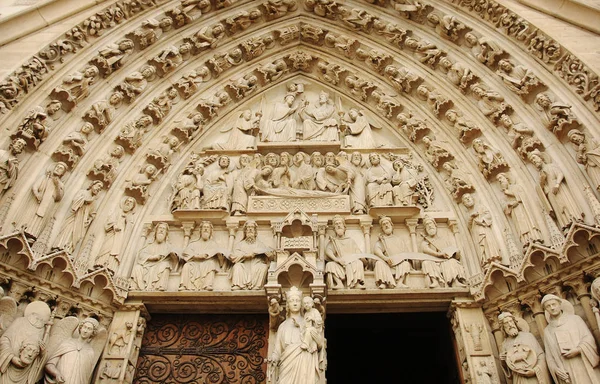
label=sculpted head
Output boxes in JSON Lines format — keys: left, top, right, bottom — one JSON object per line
{"left": 243, "top": 220, "right": 258, "bottom": 241}
{"left": 121, "top": 196, "right": 137, "bottom": 213}
{"left": 24, "top": 301, "right": 51, "bottom": 329}
{"left": 423, "top": 215, "right": 437, "bottom": 236}
{"left": 498, "top": 312, "right": 519, "bottom": 338}
{"left": 302, "top": 296, "right": 315, "bottom": 312}
{"left": 18, "top": 341, "right": 40, "bottom": 365}
{"left": 379, "top": 216, "right": 393, "bottom": 235}
{"left": 461, "top": 193, "right": 475, "bottom": 209}
{"left": 200, "top": 221, "right": 213, "bottom": 240}
{"left": 286, "top": 287, "right": 302, "bottom": 315}
{"left": 155, "top": 222, "right": 169, "bottom": 243}
{"left": 541, "top": 294, "right": 563, "bottom": 318}
{"left": 332, "top": 215, "right": 346, "bottom": 237}
{"left": 79, "top": 317, "right": 100, "bottom": 340}
{"left": 567, "top": 129, "right": 585, "bottom": 145}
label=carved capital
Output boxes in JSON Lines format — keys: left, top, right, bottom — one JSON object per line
{"left": 405, "top": 218, "right": 419, "bottom": 234}
{"left": 181, "top": 221, "right": 195, "bottom": 237}
{"left": 564, "top": 278, "right": 590, "bottom": 298}
{"left": 519, "top": 294, "right": 544, "bottom": 315}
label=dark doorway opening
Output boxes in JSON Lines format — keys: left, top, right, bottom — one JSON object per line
{"left": 325, "top": 312, "right": 460, "bottom": 384}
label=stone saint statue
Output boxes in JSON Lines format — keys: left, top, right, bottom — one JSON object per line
{"left": 0, "top": 301, "right": 51, "bottom": 384}
{"left": 498, "top": 311, "right": 551, "bottom": 384}
{"left": 179, "top": 221, "right": 227, "bottom": 291}
{"left": 373, "top": 216, "right": 409, "bottom": 288}
{"left": 130, "top": 222, "right": 179, "bottom": 291}
{"left": 541, "top": 294, "right": 600, "bottom": 384}
{"left": 229, "top": 220, "right": 274, "bottom": 291}
{"left": 44, "top": 316, "right": 107, "bottom": 384}
{"left": 269, "top": 287, "right": 325, "bottom": 384}
{"left": 24, "top": 161, "right": 67, "bottom": 238}
{"left": 54, "top": 180, "right": 103, "bottom": 253}
{"left": 299, "top": 91, "right": 339, "bottom": 141}
{"left": 324, "top": 215, "right": 366, "bottom": 289}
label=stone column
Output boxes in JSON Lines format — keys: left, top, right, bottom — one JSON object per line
{"left": 318, "top": 222, "right": 327, "bottom": 261}
{"left": 520, "top": 293, "right": 547, "bottom": 336}
{"left": 93, "top": 304, "right": 148, "bottom": 384}
{"left": 405, "top": 218, "right": 418, "bottom": 252}
{"left": 484, "top": 311, "right": 504, "bottom": 355}
{"left": 181, "top": 221, "right": 195, "bottom": 249}
{"left": 564, "top": 278, "right": 598, "bottom": 340}
{"left": 226, "top": 222, "right": 239, "bottom": 252}
{"left": 360, "top": 221, "right": 372, "bottom": 253}
{"left": 450, "top": 299, "right": 502, "bottom": 384}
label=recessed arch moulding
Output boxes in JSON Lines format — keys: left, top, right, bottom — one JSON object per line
{"left": 1, "top": 0, "right": 600, "bottom": 382}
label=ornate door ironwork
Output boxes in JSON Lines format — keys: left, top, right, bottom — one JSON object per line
{"left": 134, "top": 314, "right": 268, "bottom": 384}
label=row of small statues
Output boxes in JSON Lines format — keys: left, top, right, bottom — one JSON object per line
{"left": 170, "top": 151, "right": 424, "bottom": 215}
{"left": 130, "top": 214, "right": 466, "bottom": 292}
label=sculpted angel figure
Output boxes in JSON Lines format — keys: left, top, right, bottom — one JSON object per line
{"left": 44, "top": 317, "right": 107, "bottom": 384}
{"left": 213, "top": 109, "right": 260, "bottom": 150}
{"left": 341, "top": 109, "right": 381, "bottom": 148}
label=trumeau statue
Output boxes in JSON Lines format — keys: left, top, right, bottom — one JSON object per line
{"left": 0, "top": 301, "right": 51, "bottom": 384}
{"left": 44, "top": 316, "right": 108, "bottom": 384}
{"left": 130, "top": 222, "right": 180, "bottom": 291}
{"left": 541, "top": 294, "right": 600, "bottom": 384}
{"left": 229, "top": 220, "right": 275, "bottom": 290}
{"left": 269, "top": 287, "right": 325, "bottom": 384}
{"left": 497, "top": 312, "right": 551, "bottom": 384}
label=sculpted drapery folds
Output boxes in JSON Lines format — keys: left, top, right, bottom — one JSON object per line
{"left": 130, "top": 222, "right": 179, "bottom": 291}
{"left": 528, "top": 150, "right": 584, "bottom": 230}
{"left": 498, "top": 312, "right": 551, "bottom": 384}
{"left": 54, "top": 180, "right": 103, "bottom": 253}
{"left": 365, "top": 153, "right": 393, "bottom": 207}
{"left": 461, "top": 193, "right": 503, "bottom": 267}
{"left": 93, "top": 196, "right": 137, "bottom": 276}
{"left": 541, "top": 295, "right": 600, "bottom": 384}
{"left": 229, "top": 220, "right": 274, "bottom": 291}
{"left": 179, "top": 221, "right": 225, "bottom": 291}
{"left": 201, "top": 155, "right": 233, "bottom": 211}
{"left": 261, "top": 93, "right": 298, "bottom": 142}
{"left": 0, "top": 301, "right": 51, "bottom": 384}
{"left": 299, "top": 91, "right": 339, "bottom": 141}
{"left": 269, "top": 287, "right": 325, "bottom": 384}
{"left": 44, "top": 317, "right": 107, "bottom": 384}
{"left": 567, "top": 130, "right": 600, "bottom": 192}
{"left": 325, "top": 215, "right": 366, "bottom": 289}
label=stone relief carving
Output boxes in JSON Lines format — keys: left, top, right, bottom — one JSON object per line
{"left": 422, "top": 135, "right": 453, "bottom": 169}
{"left": 262, "top": 0, "right": 298, "bottom": 20}
{"left": 174, "top": 67, "right": 210, "bottom": 99}
{"left": 299, "top": 91, "right": 339, "bottom": 141}
{"left": 197, "top": 90, "right": 231, "bottom": 118}
{"left": 420, "top": 215, "right": 466, "bottom": 288}
{"left": 130, "top": 17, "right": 173, "bottom": 50}
{"left": 83, "top": 92, "right": 123, "bottom": 132}
{"left": 527, "top": 149, "right": 584, "bottom": 231}
{"left": 470, "top": 83, "right": 510, "bottom": 123}
{"left": 498, "top": 114, "right": 542, "bottom": 158}
{"left": 116, "top": 65, "right": 157, "bottom": 104}
{"left": 179, "top": 221, "right": 226, "bottom": 291}
{"left": 427, "top": 12, "right": 467, "bottom": 42}
{"left": 471, "top": 138, "right": 509, "bottom": 180}
{"left": 463, "top": 32, "right": 505, "bottom": 66}
{"left": 130, "top": 222, "right": 179, "bottom": 291}
{"left": 497, "top": 311, "right": 551, "bottom": 383}
{"left": 92, "top": 196, "right": 137, "bottom": 276}
{"left": 445, "top": 109, "right": 481, "bottom": 144}
{"left": 324, "top": 32, "right": 359, "bottom": 59}
{"left": 535, "top": 92, "right": 580, "bottom": 137}
{"left": 324, "top": 215, "right": 366, "bottom": 289}
{"left": 21, "top": 162, "right": 67, "bottom": 239}
{"left": 87, "top": 145, "right": 125, "bottom": 188}
{"left": 144, "top": 87, "right": 179, "bottom": 124}
{"left": 541, "top": 294, "right": 600, "bottom": 383}
{"left": 461, "top": 193, "right": 503, "bottom": 268}
{"left": 269, "top": 287, "right": 325, "bottom": 384}
{"left": 208, "top": 48, "right": 244, "bottom": 77}
{"left": 404, "top": 37, "right": 444, "bottom": 68}
{"left": 0, "top": 301, "right": 51, "bottom": 384}
{"left": 225, "top": 8, "right": 262, "bottom": 34}
{"left": 44, "top": 316, "right": 108, "bottom": 384}
{"left": 12, "top": 106, "right": 51, "bottom": 150}
{"left": 384, "top": 65, "right": 421, "bottom": 94}
{"left": 442, "top": 161, "right": 475, "bottom": 200}
{"left": 396, "top": 112, "right": 430, "bottom": 143}
{"left": 439, "top": 57, "right": 475, "bottom": 94}
{"left": 54, "top": 180, "right": 103, "bottom": 254}
{"left": 50, "top": 66, "right": 99, "bottom": 112}
{"left": 496, "top": 59, "right": 542, "bottom": 97}
{"left": 116, "top": 115, "right": 153, "bottom": 152}
{"left": 373, "top": 216, "right": 411, "bottom": 288}
{"left": 496, "top": 173, "right": 542, "bottom": 248}
{"left": 91, "top": 39, "right": 135, "bottom": 78}
{"left": 149, "top": 43, "right": 190, "bottom": 77}
{"left": 567, "top": 130, "right": 600, "bottom": 192}
{"left": 229, "top": 220, "right": 275, "bottom": 290}
{"left": 126, "top": 164, "right": 159, "bottom": 205}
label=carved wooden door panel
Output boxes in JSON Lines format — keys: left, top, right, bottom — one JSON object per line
{"left": 133, "top": 314, "right": 268, "bottom": 384}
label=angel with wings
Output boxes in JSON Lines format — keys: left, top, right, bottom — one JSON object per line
{"left": 43, "top": 316, "right": 107, "bottom": 384}
{"left": 341, "top": 108, "right": 382, "bottom": 148}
